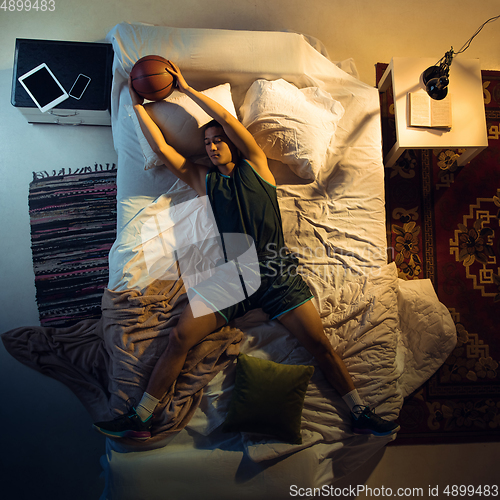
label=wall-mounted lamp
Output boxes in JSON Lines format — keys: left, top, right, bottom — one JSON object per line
{"left": 422, "top": 14, "right": 500, "bottom": 100}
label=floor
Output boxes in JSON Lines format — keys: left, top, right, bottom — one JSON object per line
{"left": 1, "top": 1, "right": 499, "bottom": 498}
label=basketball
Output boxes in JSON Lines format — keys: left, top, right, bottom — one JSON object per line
{"left": 130, "top": 55, "right": 175, "bottom": 101}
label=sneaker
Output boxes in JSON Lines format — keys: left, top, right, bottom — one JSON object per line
{"left": 351, "top": 405, "right": 400, "bottom": 437}
{"left": 93, "top": 407, "right": 152, "bottom": 440}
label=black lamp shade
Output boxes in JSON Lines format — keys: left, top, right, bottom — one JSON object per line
{"left": 422, "top": 54, "right": 452, "bottom": 100}
{"left": 425, "top": 75, "right": 449, "bottom": 100}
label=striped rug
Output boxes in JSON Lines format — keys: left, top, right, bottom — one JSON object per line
{"left": 29, "top": 163, "right": 117, "bottom": 327}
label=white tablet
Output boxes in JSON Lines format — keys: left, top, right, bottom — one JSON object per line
{"left": 18, "top": 63, "right": 69, "bottom": 113}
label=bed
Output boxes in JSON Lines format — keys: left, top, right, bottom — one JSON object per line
{"left": 2, "top": 22, "right": 457, "bottom": 500}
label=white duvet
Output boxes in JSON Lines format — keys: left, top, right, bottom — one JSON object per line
{"left": 101, "top": 22, "right": 456, "bottom": 499}
{"left": 103, "top": 187, "right": 456, "bottom": 497}
{"left": 107, "top": 180, "right": 456, "bottom": 464}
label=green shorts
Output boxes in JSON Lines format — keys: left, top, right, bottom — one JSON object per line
{"left": 190, "top": 252, "right": 314, "bottom": 323}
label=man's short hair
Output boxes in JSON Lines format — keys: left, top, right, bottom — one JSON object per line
{"left": 203, "top": 119, "right": 222, "bottom": 134}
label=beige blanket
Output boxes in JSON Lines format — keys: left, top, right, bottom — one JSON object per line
{"left": 1, "top": 279, "right": 243, "bottom": 446}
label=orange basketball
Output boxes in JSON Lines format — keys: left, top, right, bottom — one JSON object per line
{"left": 130, "top": 55, "right": 175, "bottom": 101}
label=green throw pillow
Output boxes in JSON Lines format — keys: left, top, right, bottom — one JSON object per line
{"left": 222, "top": 354, "right": 314, "bottom": 444}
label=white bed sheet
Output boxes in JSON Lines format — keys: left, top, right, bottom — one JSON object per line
{"left": 100, "top": 22, "right": 456, "bottom": 499}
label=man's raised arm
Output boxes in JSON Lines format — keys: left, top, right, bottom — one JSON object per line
{"left": 166, "top": 63, "right": 274, "bottom": 185}
{"left": 129, "top": 76, "right": 208, "bottom": 196}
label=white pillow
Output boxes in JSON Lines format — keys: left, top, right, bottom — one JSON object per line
{"left": 127, "top": 83, "right": 237, "bottom": 170}
{"left": 240, "top": 79, "right": 345, "bottom": 180}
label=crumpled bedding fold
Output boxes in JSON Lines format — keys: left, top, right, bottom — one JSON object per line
{"left": 1, "top": 278, "right": 243, "bottom": 445}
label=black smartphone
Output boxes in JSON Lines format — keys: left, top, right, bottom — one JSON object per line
{"left": 69, "top": 74, "right": 91, "bottom": 100}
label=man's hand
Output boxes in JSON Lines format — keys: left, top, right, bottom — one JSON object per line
{"left": 128, "top": 75, "right": 144, "bottom": 106}
{"left": 166, "top": 61, "right": 189, "bottom": 93}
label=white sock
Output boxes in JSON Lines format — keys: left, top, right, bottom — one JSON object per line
{"left": 342, "top": 389, "right": 364, "bottom": 419}
{"left": 135, "top": 392, "right": 160, "bottom": 422}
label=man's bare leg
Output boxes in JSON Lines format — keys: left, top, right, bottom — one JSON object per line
{"left": 277, "top": 299, "right": 355, "bottom": 396}
{"left": 277, "top": 299, "right": 400, "bottom": 436}
{"left": 93, "top": 295, "right": 225, "bottom": 439}
{"left": 146, "top": 295, "right": 226, "bottom": 400}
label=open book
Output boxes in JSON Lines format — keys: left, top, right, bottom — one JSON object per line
{"left": 409, "top": 92, "right": 452, "bottom": 129}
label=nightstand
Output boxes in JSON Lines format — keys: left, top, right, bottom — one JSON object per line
{"left": 11, "top": 38, "right": 113, "bottom": 126}
{"left": 378, "top": 57, "right": 488, "bottom": 168}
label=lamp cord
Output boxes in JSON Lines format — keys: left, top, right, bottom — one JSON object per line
{"left": 455, "top": 14, "right": 500, "bottom": 55}
{"left": 431, "top": 14, "right": 499, "bottom": 68}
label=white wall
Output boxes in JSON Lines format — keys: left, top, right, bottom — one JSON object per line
{"left": 1, "top": 1, "right": 499, "bottom": 499}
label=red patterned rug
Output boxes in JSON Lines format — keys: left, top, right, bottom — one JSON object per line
{"left": 377, "top": 64, "right": 500, "bottom": 444}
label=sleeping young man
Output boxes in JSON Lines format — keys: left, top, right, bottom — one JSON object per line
{"left": 93, "top": 62, "right": 399, "bottom": 440}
